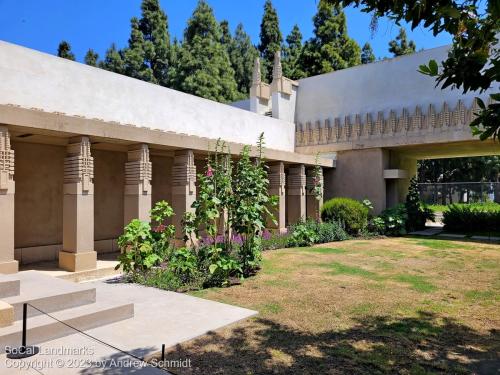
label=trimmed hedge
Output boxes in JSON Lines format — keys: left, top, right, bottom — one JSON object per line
{"left": 443, "top": 204, "right": 500, "bottom": 233}
{"left": 320, "top": 197, "right": 369, "bottom": 234}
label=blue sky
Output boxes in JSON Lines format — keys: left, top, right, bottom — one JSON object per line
{"left": 0, "top": 0, "right": 452, "bottom": 62}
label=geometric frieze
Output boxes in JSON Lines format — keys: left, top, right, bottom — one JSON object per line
{"left": 296, "top": 99, "right": 478, "bottom": 147}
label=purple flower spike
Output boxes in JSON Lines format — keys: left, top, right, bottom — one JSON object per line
{"left": 262, "top": 229, "right": 272, "bottom": 240}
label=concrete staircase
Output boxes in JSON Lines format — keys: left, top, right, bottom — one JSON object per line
{"left": 0, "top": 271, "right": 134, "bottom": 352}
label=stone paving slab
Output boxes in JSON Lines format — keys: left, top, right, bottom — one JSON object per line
{"left": 0, "top": 278, "right": 257, "bottom": 374}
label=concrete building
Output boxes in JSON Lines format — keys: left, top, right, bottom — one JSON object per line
{"left": 0, "top": 41, "right": 498, "bottom": 274}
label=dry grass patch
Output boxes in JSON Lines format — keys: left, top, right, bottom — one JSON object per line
{"left": 154, "top": 237, "right": 500, "bottom": 374}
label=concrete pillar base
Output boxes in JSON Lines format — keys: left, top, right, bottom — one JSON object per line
{"left": 0, "top": 301, "right": 14, "bottom": 327}
{"left": 0, "top": 260, "right": 18, "bottom": 274}
{"left": 58, "top": 251, "right": 97, "bottom": 272}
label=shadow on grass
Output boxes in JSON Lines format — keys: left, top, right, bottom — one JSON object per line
{"left": 159, "top": 311, "right": 499, "bottom": 374}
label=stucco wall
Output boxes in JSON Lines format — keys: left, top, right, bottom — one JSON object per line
{"left": 13, "top": 142, "right": 64, "bottom": 248}
{"left": 295, "top": 46, "right": 499, "bottom": 124}
{"left": 0, "top": 41, "right": 295, "bottom": 152}
{"left": 324, "top": 148, "right": 389, "bottom": 214}
{"left": 94, "top": 149, "right": 126, "bottom": 241}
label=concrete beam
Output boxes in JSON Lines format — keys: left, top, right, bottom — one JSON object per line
{"left": 0, "top": 105, "right": 334, "bottom": 168}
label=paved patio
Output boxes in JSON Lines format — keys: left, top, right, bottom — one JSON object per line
{"left": 0, "top": 277, "right": 257, "bottom": 374}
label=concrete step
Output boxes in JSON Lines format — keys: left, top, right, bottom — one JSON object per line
{"left": 2, "top": 271, "right": 96, "bottom": 320}
{"left": 57, "top": 264, "right": 122, "bottom": 283}
{"left": 0, "top": 300, "right": 134, "bottom": 353}
{"left": 0, "top": 275, "right": 20, "bottom": 298}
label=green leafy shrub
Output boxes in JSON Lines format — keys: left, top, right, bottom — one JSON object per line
{"left": 368, "top": 216, "right": 386, "bottom": 234}
{"left": 317, "top": 221, "right": 349, "bottom": 242}
{"left": 117, "top": 220, "right": 158, "bottom": 273}
{"left": 443, "top": 204, "right": 500, "bottom": 232}
{"left": 169, "top": 247, "right": 199, "bottom": 281}
{"left": 320, "top": 198, "right": 369, "bottom": 235}
{"left": 288, "top": 220, "right": 319, "bottom": 247}
{"left": 287, "top": 219, "right": 349, "bottom": 247}
{"left": 117, "top": 200, "right": 176, "bottom": 274}
{"left": 134, "top": 269, "right": 183, "bottom": 291}
{"left": 377, "top": 204, "right": 408, "bottom": 236}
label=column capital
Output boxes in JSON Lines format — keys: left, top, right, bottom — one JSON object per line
{"left": 0, "top": 127, "right": 15, "bottom": 194}
{"left": 172, "top": 149, "right": 196, "bottom": 195}
{"left": 268, "top": 162, "right": 285, "bottom": 192}
{"left": 125, "top": 144, "right": 152, "bottom": 195}
{"left": 64, "top": 136, "right": 94, "bottom": 195}
{"left": 287, "top": 164, "right": 306, "bottom": 196}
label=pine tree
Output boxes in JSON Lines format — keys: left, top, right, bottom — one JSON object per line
{"left": 99, "top": 43, "right": 125, "bottom": 74}
{"left": 282, "top": 24, "right": 305, "bottom": 80}
{"left": 299, "top": 1, "right": 360, "bottom": 76}
{"left": 388, "top": 28, "right": 416, "bottom": 56}
{"left": 57, "top": 41, "right": 75, "bottom": 61}
{"left": 227, "top": 23, "right": 258, "bottom": 97}
{"left": 361, "top": 42, "right": 375, "bottom": 64}
{"left": 173, "top": 0, "right": 238, "bottom": 103}
{"left": 84, "top": 49, "right": 99, "bottom": 66}
{"left": 220, "top": 20, "right": 232, "bottom": 46}
{"left": 258, "top": 0, "right": 283, "bottom": 82}
{"left": 138, "top": 0, "right": 170, "bottom": 85}
{"left": 167, "top": 37, "right": 182, "bottom": 87}
{"left": 123, "top": 17, "right": 155, "bottom": 82}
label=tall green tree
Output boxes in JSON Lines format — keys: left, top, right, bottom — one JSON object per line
{"left": 57, "top": 41, "right": 75, "bottom": 61}
{"left": 388, "top": 28, "right": 416, "bottom": 56}
{"left": 173, "top": 0, "right": 238, "bottom": 103}
{"left": 299, "top": 0, "right": 361, "bottom": 76}
{"left": 84, "top": 49, "right": 99, "bottom": 66}
{"left": 99, "top": 43, "right": 125, "bottom": 74}
{"left": 220, "top": 20, "right": 232, "bottom": 46}
{"left": 227, "top": 23, "right": 258, "bottom": 96}
{"left": 258, "top": 0, "right": 283, "bottom": 82}
{"left": 326, "top": 0, "right": 499, "bottom": 141}
{"left": 138, "top": 0, "right": 170, "bottom": 85}
{"left": 123, "top": 17, "right": 155, "bottom": 82}
{"left": 360, "top": 42, "right": 375, "bottom": 64}
{"left": 282, "top": 24, "right": 305, "bottom": 79}
{"left": 418, "top": 157, "right": 500, "bottom": 183}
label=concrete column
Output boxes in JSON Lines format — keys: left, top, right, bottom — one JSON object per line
{"left": 287, "top": 164, "right": 306, "bottom": 224}
{"left": 306, "top": 167, "right": 324, "bottom": 221}
{"left": 268, "top": 162, "right": 286, "bottom": 232}
{"left": 59, "top": 136, "right": 97, "bottom": 272}
{"left": 124, "top": 144, "right": 152, "bottom": 225}
{"left": 171, "top": 150, "right": 196, "bottom": 238}
{"left": 0, "top": 127, "right": 18, "bottom": 273}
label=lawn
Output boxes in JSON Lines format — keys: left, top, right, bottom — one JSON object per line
{"left": 155, "top": 237, "right": 500, "bottom": 374}
{"left": 428, "top": 202, "right": 500, "bottom": 213}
